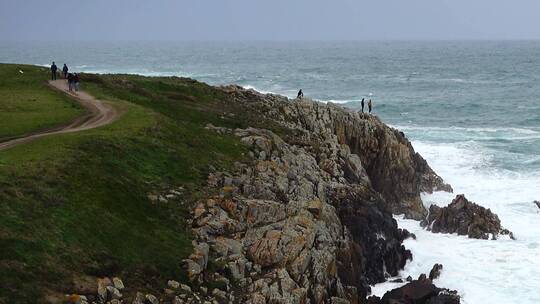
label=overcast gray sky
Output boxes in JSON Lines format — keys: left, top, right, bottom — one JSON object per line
{"left": 2, "top": 0, "right": 540, "bottom": 41}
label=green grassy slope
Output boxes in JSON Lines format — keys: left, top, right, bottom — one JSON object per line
{"left": 0, "top": 66, "right": 285, "bottom": 303}
{"left": 0, "top": 64, "right": 83, "bottom": 140}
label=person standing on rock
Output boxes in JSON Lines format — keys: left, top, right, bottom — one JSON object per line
{"left": 368, "top": 99, "right": 372, "bottom": 114}
{"left": 297, "top": 89, "right": 304, "bottom": 99}
{"left": 361, "top": 98, "right": 365, "bottom": 113}
{"left": 62, "top": 64, "right": 69, "bottom": 79}
{"left": 50, "top": 62, "right": 58, "bottom": 80}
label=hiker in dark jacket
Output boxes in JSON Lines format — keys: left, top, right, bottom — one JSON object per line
{"left": 361, "top": 98, "right": 365, "bottom": 113}
{"left": 51, "top": 62, "right": 58, "bottom": 80}
{"left": 73, "top": 73, "right": 80, "bottom": 92}
{"left": 297, "top": 89, "right": 304, "bottom": 99}
{"left": 67, "top": 73, "right": 74, "bottom": 91}
{"left": 368, "top": 99, "right": 372, "bottom": 113}
{"left": 62, "top": 64, "right": 69, "bottom": 79}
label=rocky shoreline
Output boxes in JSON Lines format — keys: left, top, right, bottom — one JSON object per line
{"left": 65, "top": 85, "right": 511, "bottom": 304}
{"left": 182, "top": 87, "right": 458, "bottom": 304}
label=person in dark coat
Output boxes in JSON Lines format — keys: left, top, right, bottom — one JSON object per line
{"left": 62, "top": 64, "right": 69, "bottom": 79}
{"left": 297, "top": 89, "right": 304, "bottom": 99}
{"left": 51, "top": 62, "right": 58, "bottom": 80}
{"left": 368, "top": 99, "right": 372, "bottom": 114}
{"left": 361, "top": 98, "right": 365, "bottom": 113}
{"left": 73, "top": 73, "right": 80, "bottom": 92}
{"left": 67, "top": 73, "right": 74, "bottom": 91}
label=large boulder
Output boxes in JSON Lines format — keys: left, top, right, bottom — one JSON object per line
{"left": 377, "top": 278, "right": 460, "bottom": 304}
{"left": 422, "top": 194, "right": 513, "bottom": 240}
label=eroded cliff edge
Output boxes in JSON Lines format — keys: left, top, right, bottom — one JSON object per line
{"left": 221, "top": 86, "right": 452, "bottom": 220}
{"left": 178, "top": 86, "right": 456, "bottom": 304}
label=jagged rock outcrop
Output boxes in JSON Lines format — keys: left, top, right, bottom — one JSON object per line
{"left": 186, "top": 127, "right": 417, "bottom": 303}
{"left": 421, "top": 194, "right": 513, "bottom": 240}
{"left": 369, "top": 264, "right": 458, "bottom": 304}
{"left": 177, "top": 87, "right": 458, "bottom": 303}
{"left": 429, "top": 264, "right": 443, "bottom": 281}
{"left": 220, "top": 86, "right": 452, "bottom": 219}
{"left": 375, "top": 278, "right": 459, "bottom": 304}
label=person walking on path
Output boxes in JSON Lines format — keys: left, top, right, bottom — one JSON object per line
{"left": 50, "top": 62, "right": 58, "bottom": 80}
{"left": 297, "top": 89, "right": 304, "bottom": 99}
{"left": 62, "top": 64, "right": 69, "bottom": 79}
{"left": 368, "top": 99, "right": 372, "bottom": 114}
{"left": 67, "top": 73, "right": 74, "bottom": 91}
{"left": 361, "top": 98, "right": 365, "bottom": 113}
{"left": 73, "top": 73, "right": 80, "bottom": 92}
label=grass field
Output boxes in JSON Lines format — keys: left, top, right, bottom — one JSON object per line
{"left": 0, "top": 65, "right": 284, "bottom": 303}
{"left": 0, "top": 64, "right": 83, "bottom": 140}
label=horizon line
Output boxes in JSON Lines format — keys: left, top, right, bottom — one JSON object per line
{"left": 4, "top": 38, "right": 540, "bottom": 43}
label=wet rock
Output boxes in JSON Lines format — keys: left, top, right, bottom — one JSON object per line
{"left": 422, "top": 194, "right": 512, "bottom": 240}
{"left": 329, "top": 185, "right": 413, "bottom": 298}
{"left": 429, "top": 264, "right": 443, "bottom": 281}
{"left": 366, "top": 295, "right": 381, "bottom": 304}
{"left": 379, "top": 278, "right": 460, "bottom": 304}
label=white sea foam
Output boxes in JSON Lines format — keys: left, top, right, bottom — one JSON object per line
{"left": 241, "top": 85, "right": 277, "bottom": 96}
{"left": 241, "top": 85, "right": 302, "bottom": 100}
{"left": 393, "top": 125, "right": 540, "bottom": 135}
{"left": 371, "top": 138, "right": 540, "bottom": 304}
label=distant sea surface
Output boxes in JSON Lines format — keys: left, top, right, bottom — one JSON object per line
{"left": 2, "top": 41, "right": 539, "bottom": 303}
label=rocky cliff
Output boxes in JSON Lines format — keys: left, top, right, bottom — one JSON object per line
{"left": 220, "top": 86, "right": 452, "bottom": 219}
{"left": 178, "top": 87, "right": 456, "bottom": 304}
{"left": 71, "top": 86, "right": 459, "bottom": 304}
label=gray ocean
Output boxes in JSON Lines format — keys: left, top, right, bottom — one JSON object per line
{"left": 1, "top": 41, "right": 539, "bottom": 303}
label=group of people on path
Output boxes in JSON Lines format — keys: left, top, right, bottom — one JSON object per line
{"left": 297, "top": 89, "right": 374, "bottom": 114}
{"left": 50, "top": 61, "right": 80, "bottom": 92}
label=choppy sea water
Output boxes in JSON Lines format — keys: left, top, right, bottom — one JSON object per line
{"left": 1, "top": 41, "right": 539, "bottom": 303}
